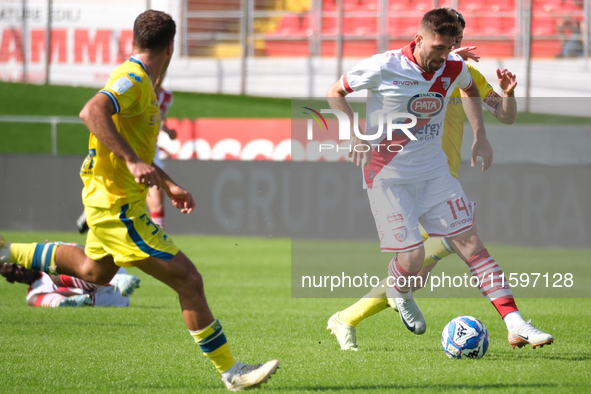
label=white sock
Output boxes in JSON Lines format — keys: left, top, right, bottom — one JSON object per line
{"left": 503, "top": 311, "right": 526, "bottom": 331}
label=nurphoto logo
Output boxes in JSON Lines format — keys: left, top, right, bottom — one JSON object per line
{"left": 303, "top": 107, "right": 418, "bottom": 153}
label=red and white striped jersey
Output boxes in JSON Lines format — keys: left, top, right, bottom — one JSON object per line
{"left": 341, "top": 41, "right": 472, "bottom": 188}
{"left": 157, "top": 88, "right": 174, "bottom": 120}
{"left": 26, "top": 273, "right": 57, "bottom": 303}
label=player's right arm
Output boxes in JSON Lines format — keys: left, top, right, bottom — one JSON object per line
{"left": 326, "top": 82, "right": 372, "bottom": 167}
{"left": 327, "top": 55, "right": 383, "bottom": 167}
{"left": 79, "top": 94, "right": 161, "bottom": 186}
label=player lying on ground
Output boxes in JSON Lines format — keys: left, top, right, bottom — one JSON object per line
{"left": 0, "top": 10, "right": 278, "bottom": 392}
{"left": 1, "top": 262, "right": 139, "bottom": 307}
{"left": 325, "top": 8, "right": 553, "bottom": 351}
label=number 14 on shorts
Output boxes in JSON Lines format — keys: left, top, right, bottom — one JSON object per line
{"left": 447, "top": 197, "right": 469, "bottom": 220}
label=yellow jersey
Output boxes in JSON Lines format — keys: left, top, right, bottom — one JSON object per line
{"left": 443, "top": 64, "right": 501, "bottom": 178}
{"left": 80, "top": 57, "right": 160, "bottom": 208}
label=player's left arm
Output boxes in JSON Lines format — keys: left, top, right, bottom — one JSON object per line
{"left": 152, "top": 164, "right": 195, "bottom": 214}
{"left": 490, "top": 68, "right": 517, "bottom": 124}
{"left": 461, "top": 79, "right": 493, "bottom": 172}
{"left": 161, "top": 122, "right": 177, "bottom": 140}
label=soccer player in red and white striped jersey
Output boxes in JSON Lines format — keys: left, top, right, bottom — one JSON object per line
{"left": 0, "top": 262, "right": 137, "bottom": 307}
{"left": 326, "top": 8, "right": 553, "bottom": 351}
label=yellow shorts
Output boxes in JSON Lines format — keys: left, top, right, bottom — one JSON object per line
{"left": 419, "top": 224, "right": 429, "bottom": 243}
{"left": 84, "top": 199, "right": 179, "bottom": 267}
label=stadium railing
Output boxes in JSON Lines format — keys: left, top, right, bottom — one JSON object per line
{"left": 0, "top": 115, "right": 83, "bottom": 156}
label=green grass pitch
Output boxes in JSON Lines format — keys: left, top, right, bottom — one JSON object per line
{"left": 0, "top": 231, "right": 589, "bottom": 393}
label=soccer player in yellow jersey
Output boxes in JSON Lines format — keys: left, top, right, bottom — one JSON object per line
{"left": 0, "top": 10, "right": 278, "bottom": 391}
{"left": 327, "top": 10, "right": 551, "bottom": 351}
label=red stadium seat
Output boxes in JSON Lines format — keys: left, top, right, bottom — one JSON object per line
{"left": 388, "top": 1, "right": 423, "bottom": 38}
{"left": 387, "top": 0, "right": 410, "bottom": 37}
{"left": 361, "top": 0, "right": 378, "bottom": 11}
{"left": 461, "top": 3, "right": 484, "bottom": 36}
{"left": 532, "top": 1, "right": 560, "bottom": 35}
{"left": 323, "top": 0, "right": 336, "bottom": 11}
{"left": 344, "top": 1, "right": 377, "bottom": 36}
{"left": 479, "top": 4, "right": 504, "bottom": 36}
{"left": 438, "top": 0, "right": 454, "bottom": 7}
{"left": 322, "top": 13, "right": 339, "bottom": 35}
{"left": 271, "top": 14, "right": 303, "bottom": 36}
{"left": 413, "top": 2, "right": 432, "bottom": 14}
{"left": 488, "top": 0, "right": 517, "bottom": 35}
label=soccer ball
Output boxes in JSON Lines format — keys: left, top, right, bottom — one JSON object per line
{"left": 441, "top": 316, "right": 489, "bottom": 359}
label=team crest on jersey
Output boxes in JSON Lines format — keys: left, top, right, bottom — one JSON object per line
{"left": 441, "top": 77, "right": 451, "bottom": 91}
{"left": 112, "top": 77, "right": 133, "bottom": 94}
{"left": 158, "top": 231, "right": 173, "bottom": 246}
{"left": 392, "top": 226, "right": 407, "bottom": 242}
{"left": 407, "top": 92, "right": 444, "bottom": 119}
{"left": 127, "top": 72, "right": 143, "bottom": 83}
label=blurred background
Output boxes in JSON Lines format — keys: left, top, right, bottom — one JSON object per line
{"left": 0, "top": 0, "right": 590, "bottom": 97}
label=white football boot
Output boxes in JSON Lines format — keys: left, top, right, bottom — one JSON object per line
{"left": 112, "top": 274, "right": 141, "bottom": 296}
{"left": 326, "top": 312, "right": 358, "bottom": 351}
{"left": 56, "top": 294, "right": 92, "bottom": 307}
{"left": 222, "top": 360, "right": 279, "bottom": 391}
{"left": 508, "top": 320, "right": 554, "bottom": 349}
{"left": 388, "top": 294, "right": 426, "bottom": 335}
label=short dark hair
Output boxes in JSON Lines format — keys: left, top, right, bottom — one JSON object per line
{"left": 133, "top": 10, "right": 176, "bottom": 53}
{"left": 449, "top": 9, "right": 466, "bottom": 29}
{"left": 419, "top": 8, "right": 461, "bottom": 38}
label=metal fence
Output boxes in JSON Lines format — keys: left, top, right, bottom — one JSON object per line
{"left": 0, "top": 115, "right": 83, "bottom": 155}
{"left": 0, "top": 0, "right": 589, "bottom": 97}
{"left": 182, "top": 0, "right": 589, "bottom": 58}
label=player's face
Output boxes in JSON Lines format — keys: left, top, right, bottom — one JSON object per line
{"left": 0, "top": 263, "right": 38, "bottom": 285}
{"left": 453, "top": 27, "right": 464, "bottom": 50}
{"left": 416, "top": 33, "right": 456, "bottom": 73}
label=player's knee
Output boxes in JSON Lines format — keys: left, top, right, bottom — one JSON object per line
{"left": 185, "top": 268, "right": 204, "bottom": 290}
{"left": 173, "top": 261, "right": 204, "bottom": 294}
{"left": 82, "top": 270, "right": 113, "bottom": 286}
{"left": 77, "top": 262, "right": 117, "bottom": 285}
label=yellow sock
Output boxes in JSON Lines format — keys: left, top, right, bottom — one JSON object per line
{"left": 190, "top": 319, "right": 236, "bottom": 373}
{"left": 339, "top": 279, "right": 389, "bottom": 327}
{"left": 423, "top": 237, "right": 454, "bottom": 266}
{"left": 10, "top": 243, "right": 58, "bottom": 273}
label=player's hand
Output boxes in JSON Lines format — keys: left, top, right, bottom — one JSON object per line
{"left": 452, "top": 46, "right": 480, "bottom": 62}
{"left": 471, "top": 137, "right": 493, "bottom": 172}
{"left": 496, "top": 68, "right": 517, "bottom": 95}
{"left": 167, "top": 184, "right": 195, "bottom": 214}
{"left": 349, "top": 136, "right": 373, "bottom": 167}
{"left": 166, "top": 128, "right": 177, "bottom": 140}
{"left": 128, "top": 159, "right": 161, "bottom": 187}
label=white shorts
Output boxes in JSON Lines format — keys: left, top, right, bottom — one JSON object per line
{"left": 367, "top": 174, "right": 475, "bottom": 252}
{"left": 153, "top": 148, "right": 165, "bottom": 169}
{"left": 26, "top": 273, "right": 57, "bottom": 303}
